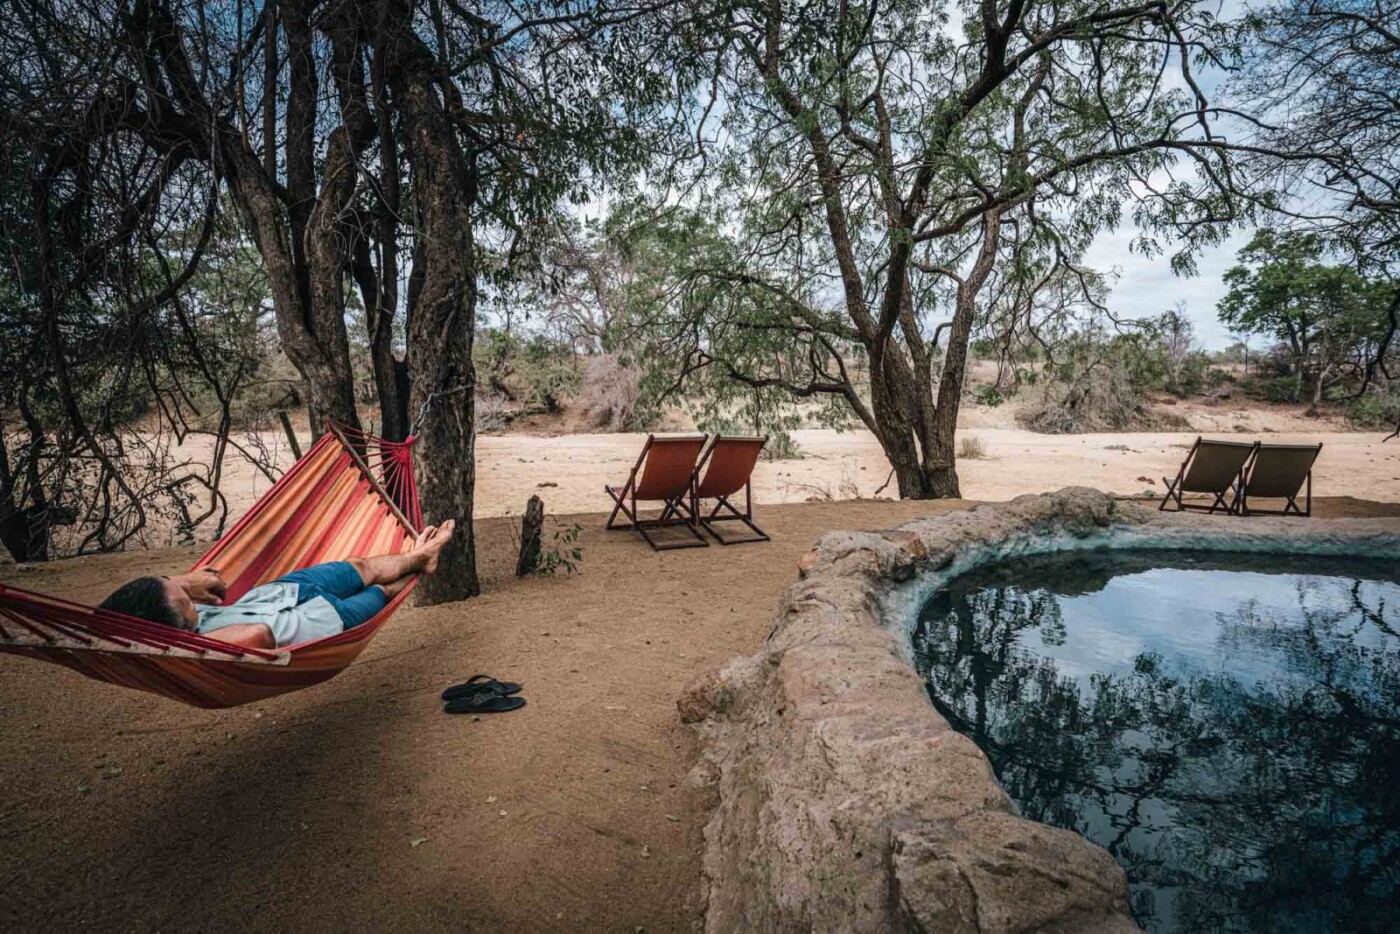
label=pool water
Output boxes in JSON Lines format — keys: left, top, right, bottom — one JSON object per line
{"left": 911, "top": 550, "right": 1400, "bottom": 933}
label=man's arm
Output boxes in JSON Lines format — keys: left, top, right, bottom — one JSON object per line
{"left": 204, "top": 624, "right": 276, "bottom": 650}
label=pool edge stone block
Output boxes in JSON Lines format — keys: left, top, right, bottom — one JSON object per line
{"left": 679, "top": 486, "right": 1400, "bottom": 934}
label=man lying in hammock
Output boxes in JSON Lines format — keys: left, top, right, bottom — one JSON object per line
{"left": 97, "top": 521, "right": 455, "bottom": 650}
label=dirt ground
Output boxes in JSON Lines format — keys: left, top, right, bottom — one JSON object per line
{"left": 4, "top": 497, "right": 1400, "bottom": 932}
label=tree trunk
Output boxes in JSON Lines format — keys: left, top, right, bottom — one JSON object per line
{"left": 869, "top": 384, "right": 931, "bottom": 499}
{"left": 388, "top": 17, "right": 480, "bottom": 603}
{"left": 359, "top": 26, "right": 410, "bottom": 443}
{"left": 276, "top": 409, "right": 304, "bottom": 459}
{"left": 922, "top": 303, "right": 975, "bottom": 499}
{"left": 921, "top": 212, "right": 1002, "bottom": 500}
{"left": 0, "top": 435, "right": 48, "bottom": 563}
{"left": 1308, "top": 362, "right": 1327, "bottom": 414}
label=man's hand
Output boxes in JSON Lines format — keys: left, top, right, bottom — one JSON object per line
{"left": 178, "top": 567, "right": 229, "bottom": 605}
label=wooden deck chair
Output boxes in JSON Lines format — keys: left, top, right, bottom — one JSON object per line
{"left": 1236, "top": 442, "right": 1322, "bottom": 517}
{"left": 1159, "top": 437, "right": 1258, "bottom": 514}
{"left": 692, "top": 436, "right": 769, "bottom": 545}
{"left": 605, "top": 434, "right": 709, "bottom": 550}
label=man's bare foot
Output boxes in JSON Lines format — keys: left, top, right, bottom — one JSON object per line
{"left": 416, "top": 519, "right": 455, "bottom": 575}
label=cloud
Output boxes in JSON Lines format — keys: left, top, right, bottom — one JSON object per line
{"left": 1085, "top": 226, "right": 1251, "bottom": 350}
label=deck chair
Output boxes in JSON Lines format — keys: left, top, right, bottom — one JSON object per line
{"left": 692, "top": 436, "right": 769, "bottom": 545}
{"left": 605, "top": 434, "right": 709, "bottom": 550}
{"left": 1159, "top": 437, "right": 1258, "bottom": 514}
{"left": 1235, "top": 442, "right": 1322, "bottom": 517}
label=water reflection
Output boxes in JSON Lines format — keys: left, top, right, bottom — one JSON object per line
{"left": 912, "top": 550, "right": 1400, "bottom": 933}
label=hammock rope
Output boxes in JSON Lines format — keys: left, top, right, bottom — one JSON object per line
{"left": 0, "top": 422, "right": 423, "bottom": 708}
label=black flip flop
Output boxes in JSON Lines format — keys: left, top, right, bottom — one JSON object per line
{"left": 444, "top": 694, "right": 526, "bottom": 715}
{"left": 441, "top": 674, "right": 523, "bottom": 701}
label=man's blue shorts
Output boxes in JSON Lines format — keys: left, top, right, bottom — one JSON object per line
{"left": 274, "top": 561, "right": 387, "bottom": 629}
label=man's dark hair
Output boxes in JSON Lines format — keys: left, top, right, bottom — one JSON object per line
{"left": 99, "top": 577, "right": 183, "bottom": 627}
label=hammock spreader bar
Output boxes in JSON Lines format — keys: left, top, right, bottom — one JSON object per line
{"left": 0, "top": 422, "right": 423, "bottom": 709}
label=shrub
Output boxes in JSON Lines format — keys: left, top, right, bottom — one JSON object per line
{"left": 1247, "top": 373, "right": 1304, "bottom": 404}
{"left": 956, "top": 435, "right": 988, "bottom": 460}
{"left": 1017, "top": 333, "right": 1188, "bottom": 433}
{"left": 536, "top": 521, "right": 584, "bottom": 576}
{"left": 764, "top": 430, "right": 804, "bottom": 461}
{"left": 577, "top": 353, "right": 653, "bottom": 431}
{"left": 519, "top": 337, "right": 579, "bottom": 412}
{"left": 972, "top": 383, "right": 1008, "bottom": 407}
{"left": 1347, "top": 393, "right": 1400, "bottom": 431}
{"left": 473, "top": 329, "right": 579, "bottom": 412}
{"left": 476, "top": 390, "right": 509, "bottom": 432}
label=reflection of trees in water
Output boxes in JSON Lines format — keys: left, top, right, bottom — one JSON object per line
{"left": 912, "top": 564, "right": 1400, "bottom": 933}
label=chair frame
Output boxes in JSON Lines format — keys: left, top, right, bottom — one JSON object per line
{"left": 1235, "top": 443, "right": 1322, "bottom": 518}
{"left": 691, "top": 436, "right": 770, "bottom": 545}
{"left": 1158, "top": 436, "right": 1257, "bottom": 515}
{"left": 605, "top": 434, "right": 709, "bottom": 551}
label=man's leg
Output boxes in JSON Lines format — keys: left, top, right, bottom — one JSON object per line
{"left": 322, "top": 586, "right": 391, "bottom": 630}
{"left": 346, "top": 520, "right": 455, "bottom": 588}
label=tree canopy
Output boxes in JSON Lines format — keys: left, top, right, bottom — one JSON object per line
{"left": 2, "top": 0, "right": 1398, "bottom": 570}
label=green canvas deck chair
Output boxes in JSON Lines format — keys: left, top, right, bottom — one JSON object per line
{"left": 691, "top": 435, "right": 770, "bottom": 545}
{"left": 605, "top": 434, "right": 709, "bottom": 550}
{"left": 1159, "top": 437, "right": 1258, "bottom": 514}
{"left": 1236, "top": 442, "right": 1323, "bottom": 517}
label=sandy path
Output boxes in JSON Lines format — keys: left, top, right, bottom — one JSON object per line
{"left": 480, "top": 428, "right": 1400, "bottom": 517}
{"left": 4, "top": 497, "right": 1399, "bottom": 931}
{"left": 172, "top": 428, "right": 1399, "bottom": 546}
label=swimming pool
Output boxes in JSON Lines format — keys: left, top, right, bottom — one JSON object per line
{"left": 912, "top": 550, "right": 1400, "bottom": 933}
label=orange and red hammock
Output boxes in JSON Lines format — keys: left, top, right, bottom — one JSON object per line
{"left": 0, "top": 424, "right": 422, "bottom": 708}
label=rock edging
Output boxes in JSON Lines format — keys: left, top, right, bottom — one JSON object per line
{"left": 680, "top": 488, "right": 1400, "bottom": 933}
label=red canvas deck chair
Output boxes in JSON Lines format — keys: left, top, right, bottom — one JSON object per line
{"left": 692, "top": 435, "right": 769, "bottom": 545}
{"left": 605, "top": 434, "right": 709, "bottom": 550}
{"left": 1236, "top": 442, "right": 1322, "bottom": 517}
{"left": 1159, "top": 437, "right": 1258, "bottom": 514}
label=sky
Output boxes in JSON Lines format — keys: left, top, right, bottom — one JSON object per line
{"left": 1084, "top": 226, "right": 1252, "bottom": 351}
{"left": 1080, "top": 0, "right": 1251, "bottom": 354}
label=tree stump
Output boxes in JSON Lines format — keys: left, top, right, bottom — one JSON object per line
{"left": 516, "top": 495, "right": 544, "bottom": 576}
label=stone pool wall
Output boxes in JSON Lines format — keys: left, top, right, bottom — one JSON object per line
{"left": 679, "top": 488, "right": 1400, "bottom": 933}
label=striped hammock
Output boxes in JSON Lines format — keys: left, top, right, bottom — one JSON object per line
{"left": 0, "top": 423, "right": 422, "bottom": 708}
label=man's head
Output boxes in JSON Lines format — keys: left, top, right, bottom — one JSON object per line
{"left": 99, "top": 576, "right": 198, "bottom": 630}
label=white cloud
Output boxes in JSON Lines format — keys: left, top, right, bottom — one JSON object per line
{"left": 1085, "top": 226, "right": 1252, "bottom": 350}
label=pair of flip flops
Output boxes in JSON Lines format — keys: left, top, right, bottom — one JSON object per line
{"left": 442, "top": 675, "right": 525, "bottom": 714}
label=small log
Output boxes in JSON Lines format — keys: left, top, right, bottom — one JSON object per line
{"left": 516, "top": 495, "right": 545, "bottom": 576}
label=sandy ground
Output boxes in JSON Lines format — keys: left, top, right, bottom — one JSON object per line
{"left": 113, "top": 420, "right": 1400, "bottom": 554}
{"left": 4, "top": 496, "right": 1400, "bottom": 932}
{"left": 480, "top": 427, "right": 1400, "bottom": 517}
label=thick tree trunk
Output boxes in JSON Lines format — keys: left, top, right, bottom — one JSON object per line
{"left": 868, "top": 367, "right": 932, "bottom": 499}
{"left": 388, "top": 18, "right": 480, "bottom": 603}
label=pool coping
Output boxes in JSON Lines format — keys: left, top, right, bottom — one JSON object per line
{"left": 679, "top": 488, "right": 1400, "bottom": 933}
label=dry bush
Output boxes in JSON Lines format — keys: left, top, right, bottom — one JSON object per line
{"left": 476, "top": 390, "right": 509, "bottom": 433}
{"left": 1018, "top": 344, "right": 1189, "bottom": 434}
{"left": 763, "top": 430, "right": 804, "bottom": 460}
{"left": 956, "top": 435, "right": 988, "bottom": 459}
{"left": 577, "top": 354, "right": 651, "bottom": 431}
